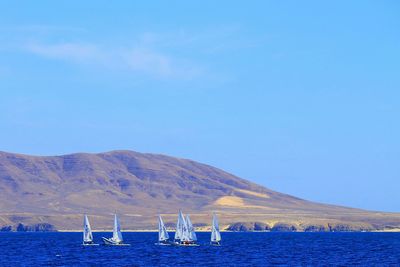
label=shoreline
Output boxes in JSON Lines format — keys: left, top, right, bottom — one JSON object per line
{"left": 56, "top": 229, "right": 400, "bottom": 233}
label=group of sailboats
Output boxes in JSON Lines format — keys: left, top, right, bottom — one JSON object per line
{"left": 83, "top": 214, "right": 129, "bottom": 246}
{"left": 170, "top": 210, "right": 198, "bottom": 246}
{"left": 82, "top": 211, "right": 222, "bottom": 246}
{"left": 157, "top": 210, "right": 221, "bottom": 246}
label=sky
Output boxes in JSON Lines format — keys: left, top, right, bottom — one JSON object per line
{"left": 0, "top": 0, "right": 399, "bottom": 212}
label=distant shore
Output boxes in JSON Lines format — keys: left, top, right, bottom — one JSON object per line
{"left": 56, "top": 228, "right": 400, "bottom": 233}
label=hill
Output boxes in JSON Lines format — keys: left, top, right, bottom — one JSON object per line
{"left": 0, "top": 150, "right": 399, "bottom": 231}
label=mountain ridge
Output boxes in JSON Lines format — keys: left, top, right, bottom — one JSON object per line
{"left": 0, "top": 150, "right": 399, "bottom": 231}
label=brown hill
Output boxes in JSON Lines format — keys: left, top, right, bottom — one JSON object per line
{"left": 0, "top": 150, "right": 399, "bottom": 231}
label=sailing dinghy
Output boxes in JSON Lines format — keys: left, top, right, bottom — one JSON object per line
{"left": 210, "top": 213, "right": 221, "bottom": 245}
{"left": 102, "top": 214, "right": 130, "bottom": 246}
{"left": 175, "top": 211, "right": 199, "bottom": 246}
{"left": 83, "top": 214, "right": 98, "bottom": 245}
{"left": 155, "top": 215, "right": 171, "bottom": 245}
{"left": 184, "top": 214, "right": 198, "bottom": 246}
{"left": 174, "top": 210, "right": 186, "bottom": 244}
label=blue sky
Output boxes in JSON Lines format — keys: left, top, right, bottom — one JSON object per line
{"left": 0, "top": 1, "right": 399, "bottom": 211}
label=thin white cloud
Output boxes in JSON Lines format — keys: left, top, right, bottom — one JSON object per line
{"left": 136, "top": 27, "right": 263, "bottom": 54}
{"left": 27, "top": 43, "right": 101, "bottom": 63}
{"left": 125, "top": 48, "right": 201, "bottom": 79}
{"left": 126, "top": 48, "right": 173, "bottom": 77}
{"left": 24, "top": 42, "right": 202, "bottom": 80}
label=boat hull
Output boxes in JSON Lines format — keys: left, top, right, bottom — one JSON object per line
{"left": 102, "top": 237, "right": 130, "bottom": 246}
{"left": 176, "top": 241, "right": 199, "bottom": 246}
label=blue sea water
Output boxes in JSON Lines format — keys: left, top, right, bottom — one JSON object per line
{"left": 1, "top": 232, "right": 400, "bottom": 266}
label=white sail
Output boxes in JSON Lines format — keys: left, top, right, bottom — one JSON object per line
{"left": 112, "top": 214, "right": 123, "bottom": 243}
{"left": 174, "top": 210, "right": 186, "bottom": 241}
{"left": 186, "top": 214, "right": 197, "bottom": 241}
{"left": 180, "top": 215, "right": 190, "bottom": 242}
{"left": 158, "top": 215, "right": 169, "bottom": 241}
{"left": 211, "top": 213, "right": 221, "bottom": 242}
{"left": 83, "top": 214, "right": 93, "bottom": 243}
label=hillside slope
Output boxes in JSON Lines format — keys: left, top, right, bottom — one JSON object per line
{"left": 0, "top": 150, "right": 399, "bottom": 231}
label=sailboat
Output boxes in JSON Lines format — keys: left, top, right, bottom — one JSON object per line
{"left": 174, "top": 210, "right": 186, "bottom": 244}
{"left": 83, "top": 214, "right": 98, "bottom": 246}
{"left": 156, "top": 215, "right": 171, "bottom": 245}
{"left": 210, "top": 213, "right": 221, "bottom": 245}
{"left": 185, "top": 214, "right": 198, "bottom": 244}
{"left": 102, "top": 214, "right": 130, "bottom": 246}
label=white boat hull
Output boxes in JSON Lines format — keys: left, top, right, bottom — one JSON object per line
{"left": 102, "top": 237, "right": 130, "bottom": 246}
{"left": 175, "top": 240, "right": 199, "bottom": 246}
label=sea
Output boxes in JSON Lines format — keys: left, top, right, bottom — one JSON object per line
{"left": 1, "top": 232, "right": 400, "bottom": 266}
